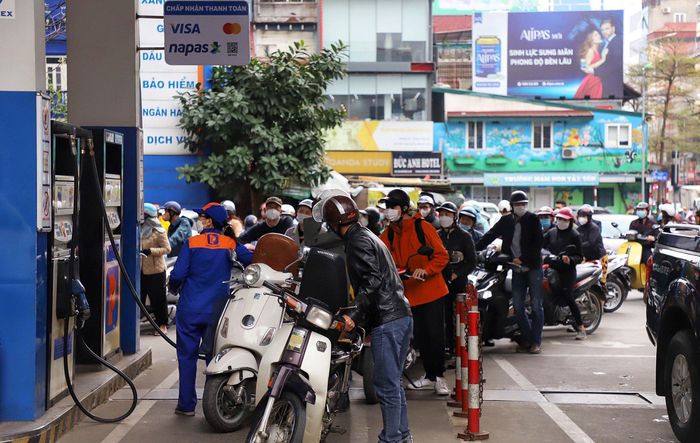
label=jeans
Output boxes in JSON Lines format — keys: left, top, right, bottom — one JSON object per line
{"left": 372, "top": 316, "right": 413, "bottom": 443}
{"left": 511, "top": 268, "right": 544, "bottom": 347}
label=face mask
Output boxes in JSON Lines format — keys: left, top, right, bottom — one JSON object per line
{"left": 540, "top": 219, "right": 551, "bottom": 229}
{"left": 267, "top": 209, "right": 280, "bottom": 221}
{"left": 439, "top": 216, "right": 454, "bottom": 228}
{"left": 458, "top": 223, "right": 470, "bottom": 231}
{"left": 578, "top": 217, "right": 588, "bottom": 226}
{"left": 386, "top": 208, "right": 401, "bottom": 222}
{"left": 297, "top": 213, "right": 310, "bottom": 223}
{"left": 556, "top": 219, "right": 570, "bottom": 230}
{"left": 360, "top": 217, "right": 369, "bottom": 227}
{"left": 636, "top": 210, "right": 646, "bottom": 219}
{"left": 420, "top": 208, "right": 431, "bottom": 218}
{"left": 513, "top": 206, "right": 527, "bottom": 217}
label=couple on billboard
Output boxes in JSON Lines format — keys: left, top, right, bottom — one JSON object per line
{"left": 574, "top": 18, "right": 621, "bottom": 100}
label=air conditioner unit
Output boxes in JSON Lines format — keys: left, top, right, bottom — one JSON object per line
{"left": 662, "top": 7, "right": 672, "bottom": 14}
{"left": 562, "top": 148, "right": 577, "bottom": 159}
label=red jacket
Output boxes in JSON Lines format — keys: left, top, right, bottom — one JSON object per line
{"left": 380, "top": 214, "right": 449, "bottom": 307}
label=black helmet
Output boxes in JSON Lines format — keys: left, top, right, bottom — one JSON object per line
{"left": 383, "top": 189, "right": 411, "bottom": 213}
{"left": 635, "top": 202, "right": 650, "bottom": 211}
{"left": 322, "top": 195, "right": 360, "bottom": 232}
{"left": 364, "top": 207, "right": 381, "bottom": 225}
{"left": 438, "top": 201, "right": 458, "bottom": 215}
{"left": 510, "top": 190, "right": 529, "bottom": 204}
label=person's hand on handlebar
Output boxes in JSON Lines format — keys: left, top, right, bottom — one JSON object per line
{"left": 412, "top": 268, "right": 427, "bottom": 280}
{"left": 562, "top": 255, "right": 570, "bottom": 265}
{"left": 342, "top": 315, "right": 355, "bottom": 332}
{"left": 512, "top": 257, "right": 523, "bottom": 266}
{"left": 646, "top": 235, "right": 655, "bottom": 242}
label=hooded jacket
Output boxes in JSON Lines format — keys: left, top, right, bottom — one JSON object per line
{"left": 577, "top": 220, "right": 607, "bottom": 260}
{"left": 167, "top": 216, "right": 193, "bottom": 257}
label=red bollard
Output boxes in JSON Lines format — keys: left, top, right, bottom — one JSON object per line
{"left": 454, "top": 297, "right": 469, "bottom": 418}
{"left": 448, "top": 295, "right": 465, "bottom": 408}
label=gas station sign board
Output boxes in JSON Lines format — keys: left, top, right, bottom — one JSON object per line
{"left": 164, "top": 0, "right": 250, "bottom": 66}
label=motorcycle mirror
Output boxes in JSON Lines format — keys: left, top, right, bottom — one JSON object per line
{"left": 611, "top": 222, "right": 618, "bottom": 228}
{"left": 418, "top": 246, "right": 434, "bottom": 256}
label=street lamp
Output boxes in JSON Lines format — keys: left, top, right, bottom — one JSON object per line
{"left": 641, "top": 62, "right": 653, "bottom": 204}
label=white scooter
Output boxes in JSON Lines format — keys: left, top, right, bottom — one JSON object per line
{"left": 202, "top": 234, "right": 301, "bottom": 432}
{"left": 246, "top": 248, "right": 362, "bottom": 443}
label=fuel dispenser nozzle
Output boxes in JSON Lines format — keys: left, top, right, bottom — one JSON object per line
{"left": 71, "top": 279, "right": 91, "bottom": 327}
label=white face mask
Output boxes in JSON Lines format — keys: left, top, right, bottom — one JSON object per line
{"left": 360, "top": 217, "right": 369, "bottom": 227}
{"left": 439, "top": 216, "right": 454, "bottom": 228}
{"left": 513, "top": 206, "right": 528, "bottom": 217}
{"left": 420, "top": 208, "right": 432, "bottom": 218}
{"left": 556, "top": 219, "right": 570, "bottom": 230}
{"left": 577, "top": 217, "right": 588, "bottom": 226}
{"left": 386, "top": 208, "right": 401, "bottom": 222}
{"left": 266, "top": 209, "right": 280, "bottom": 221}
{"left": 297, "top": 213, "right": 310, "bottom": 223}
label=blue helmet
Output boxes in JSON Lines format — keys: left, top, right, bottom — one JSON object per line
{"left": 459, "top": 207, "right": 478, "bottom": 220}
{"left": 162, "top": 201, "right": 182, "bottom": 214}
{"left": 144, "top": 203, "right": 158, "bottom": 218}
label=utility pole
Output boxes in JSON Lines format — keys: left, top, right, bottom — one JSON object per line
{"left": 641, "top": 63, "right": 653, "bottom": 204}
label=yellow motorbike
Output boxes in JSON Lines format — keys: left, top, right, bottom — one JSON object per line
{"left": 616, "top": 230, "right": 655, "bottom": 290}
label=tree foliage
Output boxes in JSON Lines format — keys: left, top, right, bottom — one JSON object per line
{"left": 177, "top": 42, "right": 347, "bottom": 209}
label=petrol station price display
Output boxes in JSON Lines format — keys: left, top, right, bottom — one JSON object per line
{"left": 163, "top": 0, "right": 250, "bottom": 66}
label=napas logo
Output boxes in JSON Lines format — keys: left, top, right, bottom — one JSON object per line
{"left": 168, "top": 41, "right": 221, "bottom": 56}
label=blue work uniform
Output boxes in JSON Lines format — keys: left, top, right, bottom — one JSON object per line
{"left": 168, "top": 228, "right": 252, "bottom": 412}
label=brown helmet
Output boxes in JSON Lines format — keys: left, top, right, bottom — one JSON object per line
{"left": 322, "top": 195, "right": 360, "bottom": 232}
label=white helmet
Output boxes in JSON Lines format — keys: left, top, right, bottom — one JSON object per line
{"left": 221, "top": 200, "right": 236, "bottom": 215}
{"left": 281, "top": 204, "right": 296, "bottom": 217}
{"left": 659, "top": 203, "right": 676, "bottom": 217}
{"left": 498, "top": 200, "right": 511, "bottom": 213}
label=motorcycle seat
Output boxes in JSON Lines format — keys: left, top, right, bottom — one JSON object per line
{"left": 576, "top": 266, "right": 598, "bottom": 281}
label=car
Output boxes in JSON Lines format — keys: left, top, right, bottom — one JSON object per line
{"left": 646, "top": 224, "right": 700, "bottom": 442}
{"left": 592, "top": 213, "right": 636, "bottom": 254}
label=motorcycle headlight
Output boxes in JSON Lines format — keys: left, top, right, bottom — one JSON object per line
{"left": 243, "top": 264, "right": 261, "bottom": 286}
{"left": 305, "top": 305, "right": 334, "bottom": 330}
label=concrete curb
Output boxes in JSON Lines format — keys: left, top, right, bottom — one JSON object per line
{"left": 0, "top": 349, "right": 152, "bottom": 443}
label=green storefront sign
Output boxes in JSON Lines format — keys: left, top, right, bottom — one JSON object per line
{"left": 483, "top": 172, "right": 600, "bottom": 187}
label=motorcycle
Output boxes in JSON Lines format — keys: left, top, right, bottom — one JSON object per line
{"left": 615, "top": 229, "right": 657, "bottom": 291}
{"left": 246, "top": 248, "right": 362, "bottom": 443}
{"left": 601, "top": 253, "right": 631, "bottom": 313}
{"left": 202, "top": 233, "right": 301, "bottom": 433}
{"left": 474, "top": 247, "right": 605, "bottom": 344}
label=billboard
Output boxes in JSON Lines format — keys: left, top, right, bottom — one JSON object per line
{"left": 472, "top": 10, "right": 624, "bottom": 100}
{"left": 325, "top": 121, "right": 434, "bottom": 152}
{"left": 433, "top": 0, "right": 537, "bottom": 15}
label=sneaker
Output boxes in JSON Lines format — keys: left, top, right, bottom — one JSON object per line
{"left": 435, "top": 377, "right": 450, "bottom": 396}
{"left": 529, "top": 345, "right": 542, "bottom": 354}
{"left": 174, "top": 407, "right": 195, "bottom": 416}
{"left": 575, "top": 328, "right": 587, "bottom": 341}
{"left": 405, "top": 375, "right": 434, "bottom": 390}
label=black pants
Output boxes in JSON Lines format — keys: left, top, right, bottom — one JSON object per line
{"left": 444, "top": 278, "right": 467, "bottom": 354}
{"left": 559, "top": 272, "right": 583, "bottom": 327}
{"left": 141, "top": 271, "right": 168, "bottom": 327}
{"left": 412, "top": 296, "right": 446, "bottom": 380}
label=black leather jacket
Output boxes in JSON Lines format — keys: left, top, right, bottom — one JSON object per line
{"left": 344, "top": 223, "right": 412, "bottom": 330}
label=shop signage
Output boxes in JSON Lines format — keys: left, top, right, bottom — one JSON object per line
{"left": 325, "top": 121, "right": 434, "bottom": 152}
{"left": 392, "top": 152, "right": 443, "bottom": 176}
{"left": 650, "top": 171, "right": 669, "bottom": 182}
{"left": 483, "top": 172, "right": 599, "bottom": 187}
{"left": 0, "top": 0, "right": 15, "bottom": 19}
{"left": 164, "top": 0, "right": 250, "bottom": 65}
{"left": 325, "top": 151, "right": 392, "bottom": 175}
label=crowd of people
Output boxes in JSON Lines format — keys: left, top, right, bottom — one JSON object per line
{"left": 137, "top": 191, "right": 690, "bottom": 441}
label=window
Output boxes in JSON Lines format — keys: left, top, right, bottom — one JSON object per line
{"left": 532, "top": 121, "right": 552, "bottom": 149}
{"left": 674, "top": 13, "right": 687, "bottom": 22}
{"left": 467, "top": 121, "right": 485, "bottom": 149}
{"left": 605, "top": 124, "right": 631, "bottom": 148}
{"left": 583, "top": 188, "right": 614, "bottom": 208}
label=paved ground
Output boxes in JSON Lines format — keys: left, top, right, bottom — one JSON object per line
{"left": 58, "top": 291, "right": 678, "bottom": 443}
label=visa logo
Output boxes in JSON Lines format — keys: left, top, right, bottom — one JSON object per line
{"left": 170, "top": 23, "right": 200, "bottom": 34}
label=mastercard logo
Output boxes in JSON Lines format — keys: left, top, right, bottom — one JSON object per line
{"left": 223, "top": 23, "right": 242, "bottom": 35}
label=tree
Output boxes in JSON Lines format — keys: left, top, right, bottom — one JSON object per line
{"left": 628, "top": 38, "right": 700, "bottom": 164}
{"left": 177, "top": 42, "right": 347, "bottom": 213}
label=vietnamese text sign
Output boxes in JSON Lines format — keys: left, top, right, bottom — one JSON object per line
{"left": 472, "top": 10, "right": 624, "bottom": 99}
{"left": 325, "top": 151, "right": 392, "bottom": 175}
{"left": 0, "top": 0, "right": 15, "bottom": 19}
{"left": 483, "top": 172, "right": 599, "bottom": 187}
{"left": 164, "top": 0, "right": 250, "bottom": 66}
{"left": 392, "top": 152, "right": 442, "bottom": 176}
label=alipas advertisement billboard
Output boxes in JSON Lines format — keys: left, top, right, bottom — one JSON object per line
{"left": 472, "top": 10, "right": 624, "bottom": 100}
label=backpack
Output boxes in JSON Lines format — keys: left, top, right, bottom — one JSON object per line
{"left": 388, "top": 218, "right": 430, "bottom": 255}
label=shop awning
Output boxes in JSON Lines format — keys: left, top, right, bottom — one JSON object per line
{"left": 348, "top": 175, "right": 453, "bottom": 191}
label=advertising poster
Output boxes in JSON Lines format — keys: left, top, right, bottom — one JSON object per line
{"left": 473, "top": 10, "right": 624, "bottom": 100}
{"left": 104, "top": 241, "right": 120, "bottom": 335}
{"left": 325, "top": 121, "right": 434, "bottom": 152}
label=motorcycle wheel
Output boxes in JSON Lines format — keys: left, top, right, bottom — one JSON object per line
{"left": 579, "top": 289, "right": 603, "bottom": 335}
{"left": 203, "top": 375, "right": 255, "bottom": 433}
{"left": 603, "top": 276, "right": 625, "bottom": 313}
{"left": 362, "top": 347, "right": 379, "bottom": 405}
{"left": 245, "top": 391, "right": 305, "bottom": 443}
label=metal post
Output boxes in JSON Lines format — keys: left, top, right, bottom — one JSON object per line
{"left": 641, "top": 69, "right": 647, "bottom": 204}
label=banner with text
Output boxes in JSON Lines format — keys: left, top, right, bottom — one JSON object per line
{"left": 325, "top": 121, "right": 434, "bottom": 152}
{"left": 472, "top": 10, "right": 624, "bottom": 100}
{"left": 483, "top": 172, "right": 600, "bottom": 187}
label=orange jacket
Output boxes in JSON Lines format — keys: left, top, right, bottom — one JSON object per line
{"left": 380, "top": 214, "right": 449, "bottom": 307}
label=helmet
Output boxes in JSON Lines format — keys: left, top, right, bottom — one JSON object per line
{"left": 298, "top": 199, "right": 314, "bottom": 210}
{"left": 635, "top": 202, "right": 650, "bottom": 211}
{"left": 383, "top": 189, "right": 411, "bottom": 212}
{"left": 509, "top": 191, "right": 529, "bottom": 204}
{"left": 364, "top": 207, "right": 381, "bottom": 225}
{"left": 144, "top": 203, "right": 158, "bottom": 218}
{"left": 417, "top": 194, "right": 436, "bottom": 207}
{"left": 577, "top": 204, "right": 593, "bottom": 218}
{"left": 459, "top": 207, "right": 478, "bottom": 220}
{"left": 659, "top": 203, "right": 676, "bottom": 217}
{"left": 438, "top": 202, "right": 458, "bottom": 215}
{"left": 281, "top": 204, "right": 296, "bottom": 217}
{"left": 555, "top": 207, "right": 575, "bottom": 221}
{"left": 244, "top": 214, "right": 258, "bottom": 229}
{"left": 221, "top": 200, "right": 236, "bottom": 215}
{"left": 537, "top": 206, "right": 553, "bottom": 216}
{"left": 162, "top": 201, "right": 182, "bottom": 214}
{"left": 498, "top": 200, "right": 511, "bottom": 213}
{"left": 322, "top": 195, "right": 360, "bottom": 232}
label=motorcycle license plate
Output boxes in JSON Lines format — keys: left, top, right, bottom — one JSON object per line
{"left": 286, "top": 328, "right": 307, "bottom": 353}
